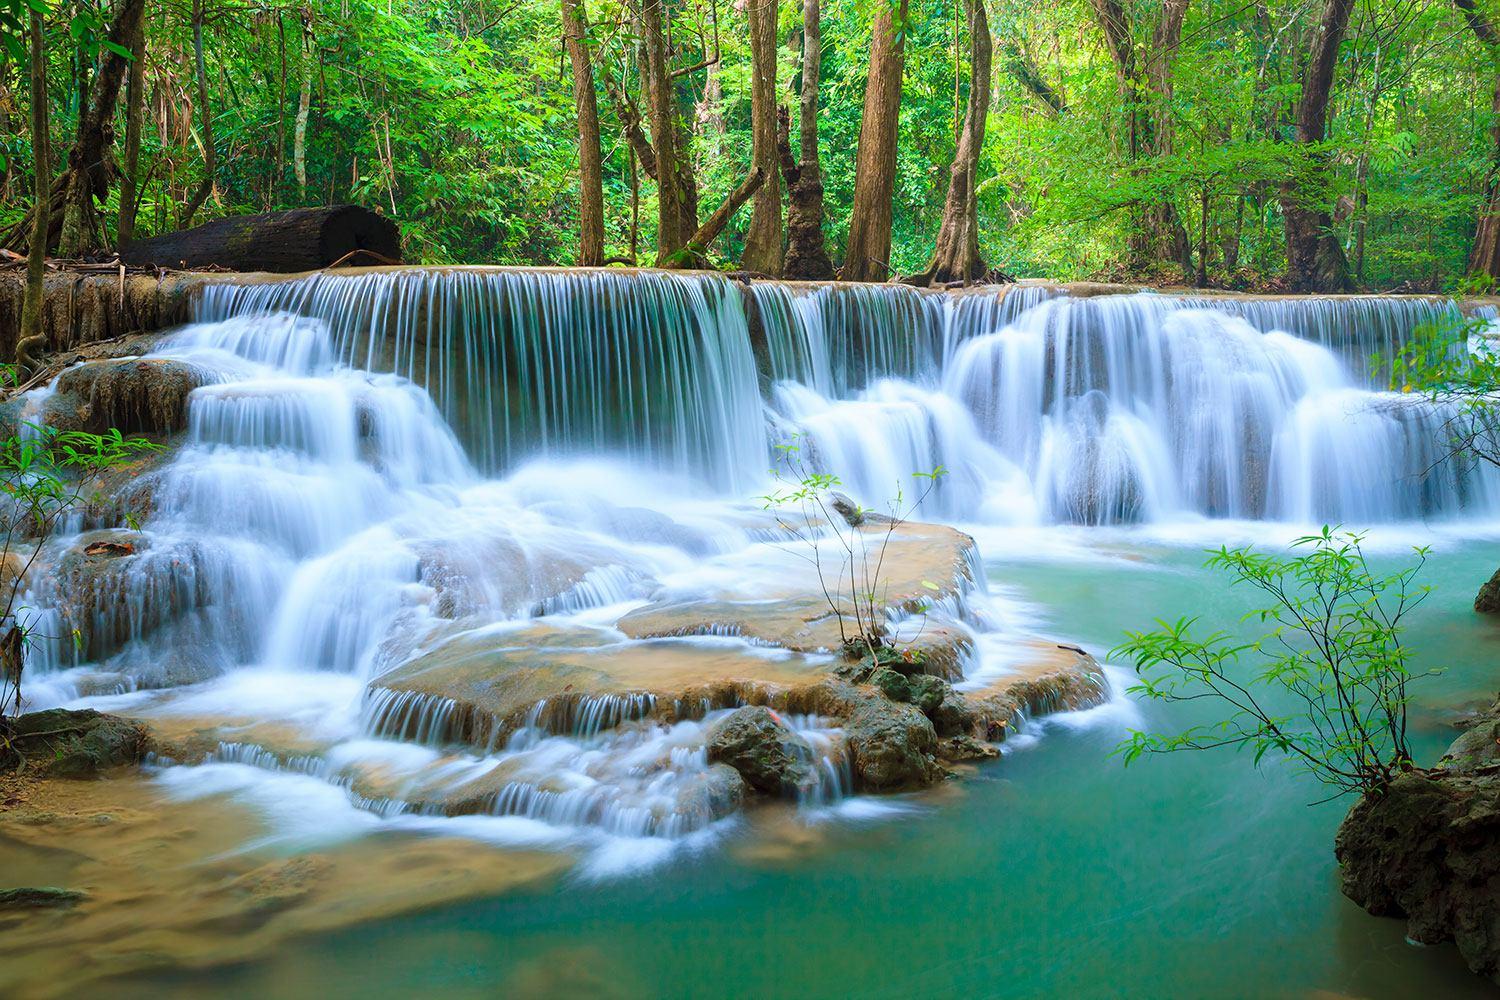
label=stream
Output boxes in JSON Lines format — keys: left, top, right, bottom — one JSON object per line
{"left": 9, "top": 271, "right": 1500, "bottom": 996}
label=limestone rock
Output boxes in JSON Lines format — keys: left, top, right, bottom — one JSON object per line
{"left": 937, "top": 735, "right": 999, "bottom": 762}
{"left": 7, "top": 708, "right": 150, "bottom": 778}
{"left": 1336, "top": 699, "right": 1500, "bottom": 984}
{"left": 870, "top": 667, "right": 910, "bottom": 702}
{"left": 930, "top": 689, "right": 979, "bottom": 737}
{"left": 1476, "top": 569, "right": 1500, "bottom": 614}
{"left": 843, "top": 691, "right": 944, "bottom": 791}
{"left": 907, "top": 674, "right": 947, "bottom": 715}
{"left": 55, "top": 357, "right": 215, "bottom": 436}
{"left": 706, "top": 706, "right": 814, "bottom": 797}
{"left": 679, "top": 763, "right": 750, "bottom": 822}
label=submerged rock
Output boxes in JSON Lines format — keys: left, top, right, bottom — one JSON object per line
{"left": 38, "top": 530, "right": 251, "bottom": 685}
{"left": 937, "top": 734, "right": 999, "bottom": 762}
{"left": 0, "top": 887, "right": 86, "bottom": 910}
{"left": 706, "top": 706, "right": 815, "bottom": 797}
{"left": 1336, "top": 697, "right": 1500, "bottom": 984}
{"left": 6, "top": 708, "right": 150, "bottom": 778}
{"left": 1476, "top": 569, "right": 1500, "bottom": 614}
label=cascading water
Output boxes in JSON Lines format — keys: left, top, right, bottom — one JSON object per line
{"left": 17, "top": 268, "right": 1498, "bottom": 872}
{"left": 753, "top": 282, "right": 1496, "bottom": 523}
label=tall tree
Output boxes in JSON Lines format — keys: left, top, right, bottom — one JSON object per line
{"left": 1458, "top": 0, "right": 1500, "bottom": 278}
{"left": 910, "top": 0, "right": 992, "bottom": 285}
{"left": 116, "top": 0, "right": 147, "bottom": 248}
{"left": 1088, "top": 0, "right": 1192, "bottom": 275}
{"left": 609, "top": 0, "right": 763, "bottom": 266}
{"left": 179, "top": 0, "right": 216, "bottom": 228}
{"left": 17, "top": 7, "right": 50, "bottom": 372}
{"left": 55, "top": 0, "right": 146, "bottom": 256}
{"left": 295, "top": 7, "right": 313, "bottom": 197}
{"left": 741, "top": 0, "right": 783, "bottom": 274}
{"left": 640, "top": 0, "right": 698, "bottom": 258}
{"left": 777, "top": 0, "right": 833, "bottom": 279}
{"left": 1280, "top": 0, "right": 1355, "bottom": 292}
{"left": 562, "top": 0, "right": 605, "bottom": 265}
{"left": 843, "top": 0, "right": 909, "bottom": 281}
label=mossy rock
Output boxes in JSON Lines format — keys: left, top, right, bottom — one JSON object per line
{"left": 7, "top": 708, "right": 150, "bottom": 778}
{"left": 54, "top": 357, "right": 215, "bottom": 435}
{"left": 706, "top": 706, "right": 815, "bottom": 798}
{"left": 0, "top": 887, "right": 86, "bottom": 910}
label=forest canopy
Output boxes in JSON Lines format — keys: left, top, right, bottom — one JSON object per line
{"left": 1, "top": 0, "right": 1498, "bottom": 291}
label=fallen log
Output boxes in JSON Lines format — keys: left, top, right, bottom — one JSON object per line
{"left": 120, "top": 205, "right": 401, "bottom": 272}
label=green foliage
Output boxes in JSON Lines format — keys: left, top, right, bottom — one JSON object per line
{"left": 0, "top": 0, "right": 1494, "bottom": 283}
{"left": 1114, "top": 527, "right": 1431, "bottom": 798}
{"left": 1381, "top": 311, "right": 1500, "bottom": 471}
{"left": 0, "top": 421, "right": 157, "bottom": 717}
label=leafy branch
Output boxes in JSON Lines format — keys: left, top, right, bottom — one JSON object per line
{"left": 1114, "top": 526, "right": 1431, "bottom": 799}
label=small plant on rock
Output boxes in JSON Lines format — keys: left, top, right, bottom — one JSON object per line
{"left": 757, "top": 437, "right": 946, "bottom": 675}
{"left": 1114, "top": 527, "right": 1432, "bottom": 799}
{"left": 0, "top": 415, "right": 156, "bottom": 762}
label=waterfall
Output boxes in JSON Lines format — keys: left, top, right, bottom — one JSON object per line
{"left": 16, "top": 268, "right": 1497, "bottom": 862}
{"left": 178, "top": 270, "right": 1499, "bottom": 528}
{"left": 196, "top": 269, "right": 766, "bottom": 492}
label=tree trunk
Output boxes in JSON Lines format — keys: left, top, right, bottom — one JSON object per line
{"left": 275, "top": 14, "right": 287, "bottom": 204}
{"left": 18, "top": 10, "right": 51, "bottom": 371}
{"left": 640, "top": 0, "right": 699, "bottom": 263}
{"left": 1090, "top": 0, "right": 1191, "bottom": 275}
{"left": 117, "top": 1, "right": 148, "bottom": 249}
{"left": 562, "top": 0, "right": 605, "bottom": 266}
{"left": 295, "top": 8, "right": 313, "bottom": 197}
{"left": 1472, "top": 73, "right": 1500, "bottom": 279}
{"left": 911, "top": 0, "right": 992, "bottom": 285}
{"left": 843, "top": 0, "right": 909, "bottom": 281}
{"left": 1004, "top": 42, "right": 1066, "bottom": 116}
{"left": 1141, "top": 0, "right": 1192, "bottom": 273}
{"left": 779, "top": 0, "right": 834, "bottom": 280}
{"left": 121, "top": 205, "right": 400, "bottom": 272}
{"left": 740, "top": 0, "right": 783, "bottom": 274}
{"left": 179, "top": 0, "right": 216, "bottom": 229}
{"left": 55, "top": 0, "right": 146, "bottom": 257}
{"left": 674, "top": 167, "right": 766, "bottom": 268}
{"left": 1281, "top": 0, "right": 1355, "bottom": 292}
{"left": 1458, "top": 0, "right": 1500, "bottom": 278}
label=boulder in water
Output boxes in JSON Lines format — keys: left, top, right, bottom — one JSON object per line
{"left": 929, "top": 688, "right": 979, "bottom": 737}
{"left": 1335, "top": 696, "right": 1500, "bottom": 984}
{"left": 1476, "top": 569, "right": 1500, "bottom": 614}
{"left": 706, "top": 706, "right": 815, "bottom": 797}
{"left": 937, "top": 734, "right": 999, "bottom": 762}
{"left": 6, "top": 708, "right": 150, "bottom": 778}
{"left": 842, "top": 690, "right": 945, "bottom": 791}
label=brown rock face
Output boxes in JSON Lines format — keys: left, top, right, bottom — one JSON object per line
{"left": 1335, "top": 700, "right": 1500, "bottom": 984}
{"left": 54, "top": 357, "right": 215, "bottom": 435}
{"left": 1475, "top": 568, "right": 1500, "bottom": 614}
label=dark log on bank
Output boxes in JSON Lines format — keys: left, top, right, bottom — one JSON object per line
{"left": 121, "top": 205, "right": 401, "bottom": 273}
